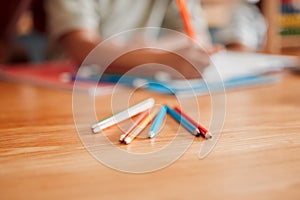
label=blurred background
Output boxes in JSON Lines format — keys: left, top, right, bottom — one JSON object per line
{"left": 0, "top": 0, "right": 299, "bottom": 64}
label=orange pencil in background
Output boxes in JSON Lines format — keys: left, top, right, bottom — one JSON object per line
{"left": 176, "top": 0, "right": 197, "bottom": 41}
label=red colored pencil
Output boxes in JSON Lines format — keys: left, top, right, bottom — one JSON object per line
{"left": 174, "top": 106, "right": 212, "bottom": 139}
{"left": 176, "top": 0, "right": 197, "bottom": 41}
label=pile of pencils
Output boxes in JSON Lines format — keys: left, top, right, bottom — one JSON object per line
{"left": 91, "top": 98, "right": 212, "bottom": 144}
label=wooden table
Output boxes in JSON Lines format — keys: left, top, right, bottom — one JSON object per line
{"left": 1, "top": 72, "right": 300, "bottom": 199}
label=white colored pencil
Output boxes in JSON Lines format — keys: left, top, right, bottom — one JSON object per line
{"left": 92, "top": 98, "right": 155, "bottom": 133}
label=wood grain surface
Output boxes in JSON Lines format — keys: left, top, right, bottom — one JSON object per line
{"left": 0, "top": 72, "right": 300, "bottom": 200}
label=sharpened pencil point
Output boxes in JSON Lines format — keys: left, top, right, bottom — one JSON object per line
{"left": 205, "top": 131, "right": 212, "bottom": 139}
{"left": 91, "top": 124, "right": 98, "bottom": 129}
{"left": 119, "top": 134, "right": 126, "bottom": 142}
{"left": 194, "top": 129, "right": 201, "bottom": 137}
{"left": 92, "top": 126, "right": 102, "bottom": 133}
{"left": 124, "top": 137, "right": 132, "bottom": 145}
{"left": 148, "top": 131, "right": 155, "bottom": 139}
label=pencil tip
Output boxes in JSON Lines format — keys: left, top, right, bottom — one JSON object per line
{"left": 119, "top": 134, "right": 126, "bottom": 142}
{"left": 124, "top": 137, "right": 131, "bottom": 145}
{"left": 148, "top": 132, "right": 155, "bottom": 139}
{"left": 91, "top": 123, "right": 99, "bottom": 129}
{"left": 194, "top": 129, "right": 201, "bottom": 137}
{"left": 205, "top": 132, "right": 212, "bottom": 139}
{"left": 92, "top": 126, "right": 101, "bottom": 133}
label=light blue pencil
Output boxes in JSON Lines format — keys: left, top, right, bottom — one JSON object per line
{"left": 149, "top": 106, "right": 167, "bottom": 138}
{"left": 166, "top": 106, "right": 200, "bottom": 136}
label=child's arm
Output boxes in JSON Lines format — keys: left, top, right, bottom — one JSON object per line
{"left": 60, "top": 29, "right": 210, "bottom": 79}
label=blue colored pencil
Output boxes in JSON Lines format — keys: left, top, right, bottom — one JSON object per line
{"left": 149, "top": 106, "right": 167, "bottom": 138}
{"left": 166, "top": 106, "right": 201, "bottom": 136}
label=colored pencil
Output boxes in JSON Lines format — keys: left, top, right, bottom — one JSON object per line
{"left": 119, "top": 110, "right": 149, "bottom": 142}
{"left": 176, "top": 0, "right": 197, "bottom": 40}
{"left": 174, "top": 106, "right": 212, "bottom": 139}
{"left": 92, "top": 98, "right": 155, "bottom": 133}
{"left": 166, "top": 106, "right": 201, "bottom": 136}
{"left": 124, "top": 107, "right": 160, "bottom": 145}
{"left": 149, "top": 105, "right": 167, "bottom": 138}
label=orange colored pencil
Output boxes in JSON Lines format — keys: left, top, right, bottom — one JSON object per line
{"left": 119, "top": 110, "right": 149, "bottom": 142}
{"left": 176, "top": 0, "right": 197, "bottom": 40}
{"left": 124, "top": 107, "right": 160, "bottom": 145}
